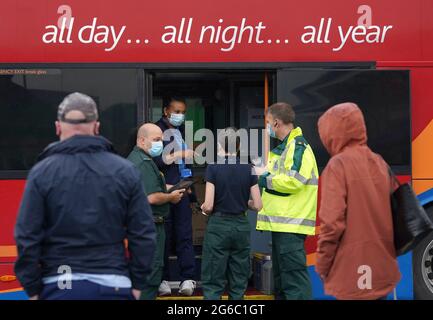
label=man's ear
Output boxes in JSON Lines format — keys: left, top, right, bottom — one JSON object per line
{"left": 55, "top": 121, "right": 61, "bottom": 137}
{"left": 136, "top": 136, "right": 143, "bottom": 147}
{"left": 163, "top": 107, "right": 169, "bottom": 117}
{"left": 94, "top": 122, "right": 100, "bottom": 135}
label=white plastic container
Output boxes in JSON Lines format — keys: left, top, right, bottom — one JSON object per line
{"left": 252, "top": 253, "right": 274, "bottom": 295}
{"left": 262, "top": 260, "right": 274, "bottom": 295}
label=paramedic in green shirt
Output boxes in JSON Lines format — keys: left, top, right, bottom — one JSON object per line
{"left": 127, "top": 123, "right": 185, "bottom": 299}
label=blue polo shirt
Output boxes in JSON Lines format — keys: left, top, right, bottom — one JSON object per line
{"left": 154, "top": 117, "right": 197, "bottom": 203}
{"left": 153, "top": 117, "right": 184, "bottom": 185}
{"left": 205, "top": 157, "right": 258, "bottom": 215}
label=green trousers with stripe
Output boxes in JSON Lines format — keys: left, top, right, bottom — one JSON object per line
{"left": 140, "top": 223, "right": 165, "bottom": 300}
{"left": 271, "top": 232, "right": 312, "bottom": 300}
{"left": 201, "top": 215, "right": 251, "bottom": 300}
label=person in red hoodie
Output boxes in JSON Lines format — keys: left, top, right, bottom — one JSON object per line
{"left": 316, "top": 102, "right": 401, "bottom": 300}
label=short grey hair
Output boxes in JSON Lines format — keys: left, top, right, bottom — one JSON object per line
{"left": 268, "top": 102, "right": 295, "bottom": 124}
{"left": 57, "top": 92, "right": 98, "bottom": 123}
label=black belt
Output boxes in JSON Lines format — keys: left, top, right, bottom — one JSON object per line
{"left": 153, "top": 216, "right": 164, "bottom": 224}
{"left": 212, "top": 212, "right": 246, "bottom": 218}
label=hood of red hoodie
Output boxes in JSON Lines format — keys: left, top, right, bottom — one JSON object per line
{"left": 318, "top": 102, "right": 368, "bottom": 156}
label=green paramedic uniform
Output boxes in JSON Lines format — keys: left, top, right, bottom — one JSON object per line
{"left": 202, "top": 214, "right": 251, "bottom": 300}
{"left": 127, "top": 146, "right": 170, "bottom": 300}
{"left": 201, "top": 157, "right": 257, "bottom": 300}
{"left": 257, "top": 127, "right": 319, "bottom": 300}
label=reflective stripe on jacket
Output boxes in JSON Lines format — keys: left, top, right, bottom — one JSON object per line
{"left": 256, "top": 127, "right": 319, "bottom": 235}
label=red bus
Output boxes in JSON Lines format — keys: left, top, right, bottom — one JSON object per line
{"left": 1, "top": 0, "right": 433, "bottom": 299}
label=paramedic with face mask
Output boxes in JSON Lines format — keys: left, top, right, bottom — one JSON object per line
{"left": 256, "top": 102, "right": 319, "bottom": 300}
{"left": 127, "top": 123, "right": 185, "bottom": 299}
{"left": 154, "top": 97, "right": 197, "bottom": 296}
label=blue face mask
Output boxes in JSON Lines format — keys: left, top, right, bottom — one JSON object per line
{"left": 267, "top": 123, "right": 276, "bottom": 138}
{"left": 168, "top": 113, "right": 185, "bottom": 127}
{"left": 148, "top": 141, "right": 163, "bottom": 157}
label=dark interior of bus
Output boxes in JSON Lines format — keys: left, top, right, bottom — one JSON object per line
{"left": 0, "top": 66, "right": 411, "bottom": 291}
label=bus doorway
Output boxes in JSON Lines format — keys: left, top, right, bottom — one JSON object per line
{"left": 148, "top": 68, "right": 412, "bottom": 297}
{"left": 150, "top": 71, "right": 273, "bottom": 286}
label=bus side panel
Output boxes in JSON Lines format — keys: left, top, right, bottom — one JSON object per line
{"left": 0, "top": 180, "right": 24, "bottom": 262}
{"left": 376, "top": 65, "right": 433, "bottom": 300}
{"left": 0, "top": 0, "right": 432, "bottom": 63}
{"left": 0, "top": 291, "right": 27, "bottom": 300}
{"left": 410, "top": 68, "right": 433, "bottom": 182}
{"left": 395, "top": 253, "right": 414, "bottom": 299}
{"left": 0, "top": 264, "right": 24, "bottom": 299}
{"left": 0, "top": 180, "right": 24, "bottom": 298}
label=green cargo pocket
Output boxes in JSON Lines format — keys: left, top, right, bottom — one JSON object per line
{"left": 201, "top": 227, "right": 228, "bottom": 284}
{"left": 236, "top": 222, "right": 251, "bottom": 234}
{"left": 235, "top": 223, "right": 251, "bottom": 233}
{"left": 234, "top": 219, "right": 251, "bottom": 247}
{"left": 202, "top": 252, "right": 228, "bottom": 284}
{"left": 279, "top": 241, "right": 307, "bottom": 272}
{"left": 279, "top": 239, "right": 304, "bottom": 252}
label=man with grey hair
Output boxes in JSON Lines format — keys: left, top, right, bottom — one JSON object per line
{"left": 14, "top": 92, "right": 156, "bottom": 300}
{"left": 255, "top": 102, "right": 319, "bottom": 300}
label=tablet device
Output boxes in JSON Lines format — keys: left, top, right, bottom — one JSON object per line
{"left": 167, "top": 179, "right": 195, "bottom": 193}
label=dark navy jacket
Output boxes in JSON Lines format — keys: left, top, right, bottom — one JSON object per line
{"left": 14, "top": 135, "right": 156, "bottom": 297}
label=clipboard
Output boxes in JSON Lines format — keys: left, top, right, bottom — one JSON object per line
{"left": 167, "top": 179, "right": 195, "bottom": 193}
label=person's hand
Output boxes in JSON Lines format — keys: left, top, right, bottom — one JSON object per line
{"left": 182, "top": 149, "right": 196, "bottom": 160}
{"left": 253, "top": 166, "right": 268, "bottom": 176}
{"left": 29, "top": 295, "right": 39, "bottom": 300}
{"left": 172, "top": 150, "right": 194, "bottom": 159}
{"left": 248, "top": 200, "right": 254, "bottom": 209}
{"left": 201, "top": 202, "right": 212, "bottom": 215}
{"left": 132, "top": 289, "right": 141, "bottom": 300}
{"left": 170, "top": 189, "right": 185, "bottom": 204}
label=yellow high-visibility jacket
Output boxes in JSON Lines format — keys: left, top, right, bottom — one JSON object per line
{"left": 256, "top": 127, "right": 319, "bottom": 235}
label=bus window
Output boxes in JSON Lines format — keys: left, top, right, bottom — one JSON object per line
{"left": 0, "top": 69, "right": 139, "bottom": 172}
{"left": 276, "top": 69, "right": 411, "bottom": 173}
